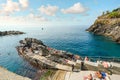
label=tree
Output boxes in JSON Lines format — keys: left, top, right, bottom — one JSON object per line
{"left": 106, "top": 10, "right": 110, "bottom": 14}
{"left": 102, "top": 12, "right": 105, "bottom": 15}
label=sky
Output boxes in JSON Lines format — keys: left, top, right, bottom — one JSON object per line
{"left": 0, "top": 0, "right": 119, "bottom": 27}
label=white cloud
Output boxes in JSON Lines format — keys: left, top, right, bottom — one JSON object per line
{"left": 61, "top": 2, "right": 87, "bottom": 14}
{"left": 0, "top": 12, "right": 48, "bottom": 25}
{"left": 0, "top": 14, "right": 48, "bottom": 26}
{"left": 38, "top": 5, "right": 58, "bottom": 16}
{"left": 0, "top": 0, "right": 29, "bottom": 16}
{"left": 28, "top": 13, "right": 34, "bottom": 18}
{"left": 1, "top": 0, "right": 20, "bottom": 16}
{"left": 27, "top": 13, "right": 48, "bottom": 21}
{"left": 19, "top": 0, "right": 29, "bottom": 9}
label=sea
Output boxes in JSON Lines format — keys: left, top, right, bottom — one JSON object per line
{"left": 0, "top": 25, "right": 120, "bottom": 78}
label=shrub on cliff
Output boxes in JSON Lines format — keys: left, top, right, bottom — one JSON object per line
{"left": 113, "top": 8, "right": 120, "bottom": 12}
{"left": 108, "top": 11, "right": 120, "bottom": 18}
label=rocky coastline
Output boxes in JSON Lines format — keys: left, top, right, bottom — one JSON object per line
{"left": 0, "top": 31, "right": 25, "bottom": 36}
{"left": 16, "top": 38, "right": 82, "bottom": 79}
{"left": 16, "top": 38, "right": 81, "bottom": 71}
{"left": 16, "top": 38, "right": 120, "bottom": 75}
{"left": 86, "top": 8, "right": 120, "bottom": 43}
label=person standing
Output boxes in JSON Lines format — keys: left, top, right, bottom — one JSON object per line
{"left": 72, "top": 64, "right": 74, "bottom": 71}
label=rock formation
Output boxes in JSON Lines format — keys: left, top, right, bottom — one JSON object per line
{"left": 0, "top": 31, "right": 25, "bottom": 36}
{"left": 19, "top": 38, "right": 49, "bottom": 56}
{"left": 16, "top": 38, "right": 81, "bottom": 71}
{"left": 16, "top": 38, "right": 120, "bottom": 74}
{"left": 86, "top": 8, "right": 120, "bottom": 43}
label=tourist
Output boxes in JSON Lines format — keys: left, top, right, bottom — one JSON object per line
{"left": 81, "top": 61, "right": 84, "bottom": 70}
{"left": 95, "top": 71, "right": 111, "bottom": 80}
{"left": 84, "top": 56, "right": 89, "bottom": 61}
{"left": 72, "top": 64, "right": 74, "bottom": 71}
{"left": 102, "top": 61, "right": 112, "bottom": 68}
{"left": 84, "top": 74, "right": 93, "bottom": 80}
{"left": 95, "top": 71, "right": 102, "bottom": 79}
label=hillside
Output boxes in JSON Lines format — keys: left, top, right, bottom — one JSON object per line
{"left": 86, "top": 8, "right": 120, "bottom": 43}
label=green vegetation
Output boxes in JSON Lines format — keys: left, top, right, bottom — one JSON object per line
{"left": 99, "top": 8, "right": 120, "bottom": 19}
{"left": 108, "top": 11, "right": 120, "bottom": 18}
{"left": 40, "top": 70, "right": 56, "bottom": 80}
{"left": 113, "top": 8, "right": 120, "bottom": 12}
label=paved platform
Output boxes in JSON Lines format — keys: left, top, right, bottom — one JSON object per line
{"left": 65, "top": 71, "right": 120, "bottom": 80}
{"left": 0, "top": 67, "right": 31, "bottom": 80}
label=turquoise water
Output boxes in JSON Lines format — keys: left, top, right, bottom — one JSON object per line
{"left": 0, "top": 25, "right": 120, "bottom": 78}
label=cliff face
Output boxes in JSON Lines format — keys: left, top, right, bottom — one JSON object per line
{"left": 87, "top": 8, "right": 120, "bottom": 43}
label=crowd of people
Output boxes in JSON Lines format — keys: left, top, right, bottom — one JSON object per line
{"left": 83, "top": 56, "right": 112, "bottom": 80}
{"left": 84, "top": 71, "right": 111, "bottom": 80}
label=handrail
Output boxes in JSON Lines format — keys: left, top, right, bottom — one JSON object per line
{"left": 82, "top": 56, "right": 120, "bottom": 58}
{"left": 81, "top": 56, "right": 120, "bottom": 63}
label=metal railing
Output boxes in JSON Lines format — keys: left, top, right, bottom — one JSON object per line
{"left": 82, "top": 56, "right": 120, "bottom": 63}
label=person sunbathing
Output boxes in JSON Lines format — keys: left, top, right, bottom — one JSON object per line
{"left": 95, "top": 71, "right": 111, "bottom": 80}
{"left": 95, "top": 71, "right": 102, "bottom": 79}
{"left": 84, "top": 74, "right": 93, "bottom": 80}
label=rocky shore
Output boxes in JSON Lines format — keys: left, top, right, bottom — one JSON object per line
{"left": 86, "top": 8, "right": 120, "bottom": 43}
{"left": 16, "top": 38, "right": 81, "bottom": 79}
{"left": 16, "top": 38, "right": 81, "bottom": 71}
{"left": 16, "top": 38, "right": 120, "bottom": 80}
{"left": 0, "top": 31, "right": 25, "bottom": 36}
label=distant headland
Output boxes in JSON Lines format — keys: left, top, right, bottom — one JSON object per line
{"left": 0, "top": 31, "right": 25, "bottom": 36}
{"left": 86, "top": 8, "right": 120, "bottom": 43}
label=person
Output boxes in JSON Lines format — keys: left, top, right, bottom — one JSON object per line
{"left": 95, "top": 71, "right": 111, "bottom": 80}
{"left": 95, "top": 71, "right": 102, "bottom": 79}
{"left": 81, "top": 61, "right": 84, "bottom": 70}
{"left": 84, "top": 56, "right": 89, "bottom": 61}
{"left": 101, "top": 72, "right": 111, "bottom": 80}
{"left": 101, "top": 71, "right": 107, "bottom": 79}
{"left": 72, "top": 64, "right": 74, "bottom": 71}
{"left": 102, "top": 61, "right": 112, "bottom": 69}
{"left": 102, "top": 61, "right": 109, "bottom": 68}
{"left": 84, "top": 74, "right": 93, "bottom": 80}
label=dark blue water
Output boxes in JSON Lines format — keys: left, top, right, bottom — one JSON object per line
{"left": 0, "top": 25, "right": 120, "bottom": 78}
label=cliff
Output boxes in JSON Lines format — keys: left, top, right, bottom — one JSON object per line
{"left": 86, "top": 8, "right": 120, "bottom": 43}
{"left": 0, "top": 31, "right": 25, "bottom": 36}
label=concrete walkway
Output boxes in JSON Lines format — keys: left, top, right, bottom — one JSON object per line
{"left": 111, "top": 62, "right": 120, "bottom": 67}
{"left": 30, "top": 54, "right": 72, "bottom": 71}
{"left": 51, "top": 70, "right": 66, "bottom": 80}
{"left": 0, "top": 67, "right": 31, "bottom": 80}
